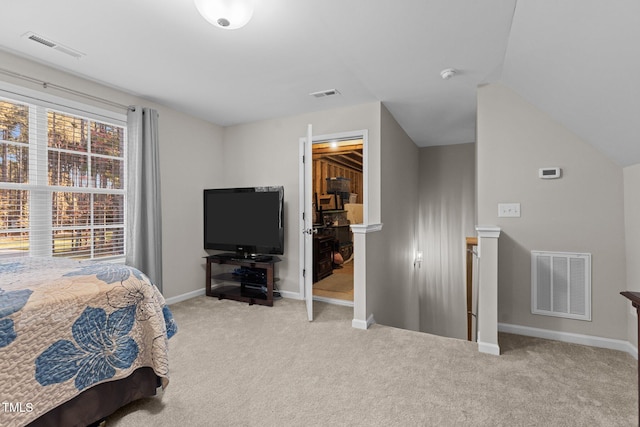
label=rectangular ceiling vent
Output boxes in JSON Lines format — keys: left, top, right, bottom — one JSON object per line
{"left": 531, "top": 251, "right": 591, "bottom": 321}
{"left": 27, "top": 34, "right": 56, "bottom": 48}
{"left": 23, "top": 32, "right": 85, "bottom": 59}
{"left": 309, "top": 89, "right": 340, "bottom": 98}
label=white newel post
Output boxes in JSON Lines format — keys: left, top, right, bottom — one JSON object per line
{"left": 350, "top": 223, "right": 382, "bottom": 330}
{"left": 476, "top": 226, "right": 501, "bottom": 355}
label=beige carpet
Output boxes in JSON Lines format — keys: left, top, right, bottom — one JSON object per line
{"left": 107, "top": 296, "right": 637, "bottom": 426}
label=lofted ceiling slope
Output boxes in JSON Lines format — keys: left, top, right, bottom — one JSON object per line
{"left": 0, "top": 1, "right": 638, "bottom": 165}
{"left": 501, "top": 0, "right": 640, "bottom": 167}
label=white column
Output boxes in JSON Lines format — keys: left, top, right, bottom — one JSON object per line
{"left": 476, "top": 225, "right": 501, "bottom": 355}
{"left": 350, "top": 223, "right": 382, "bottom": 329}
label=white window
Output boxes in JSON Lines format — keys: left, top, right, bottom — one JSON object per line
{"left": 0, "top": 92, "right": 126, "bottom": 260}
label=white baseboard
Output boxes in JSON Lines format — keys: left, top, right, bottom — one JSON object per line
{"left": 352, "top": 319, "right": 368, "bottom": 329}
{"left": 478, "top": 341, "right": 501, "bottom": 356}
{"left": 164, "top": 288, "right": 377, "bottom": 334}
{"left": 165, "top": 288, "right": 300, "bottom": 305}
{"left": 163, "top": 288, "right": 352, "bottom": 306}
{"left": 499, "top": 322, "right": 638, "bottom": 359}
{"left": 352, "top": 314, "right": 375, "bottom": 330}
{"left": 313, "top": 295, "right": 354, "bottom": 307}
{"left": 164, "top": 288, "right": 206, "bottom": 305}
{"left": 278, "top": 290, "right": 302, "bottom": 300}
{"left": 280, "top": 291, "right": 357, "bottom": 309}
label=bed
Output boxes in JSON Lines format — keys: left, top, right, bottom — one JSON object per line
{"left": 0, "top": 257, "right": 177, "bottom": 427}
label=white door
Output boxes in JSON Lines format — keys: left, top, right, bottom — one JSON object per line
{"left": 303, "top": 124, "right": 314, "bottom": 321}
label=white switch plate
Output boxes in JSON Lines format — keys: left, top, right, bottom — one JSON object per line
{"left": 498, "top": 203, "right": 521, "bottom": 217}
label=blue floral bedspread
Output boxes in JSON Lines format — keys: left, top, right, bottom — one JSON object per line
{"left": 0, "top": 257, "right": 177, "bottom": 427}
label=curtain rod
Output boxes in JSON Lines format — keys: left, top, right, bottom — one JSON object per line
{"left": 0, "top": 67, "right": 134, "bottom": 112}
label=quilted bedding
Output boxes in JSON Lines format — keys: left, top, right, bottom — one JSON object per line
{"left": 0, "top": 257, "right": 177, "bottom": 427}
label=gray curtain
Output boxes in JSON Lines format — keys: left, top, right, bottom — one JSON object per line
{"left": 126, "top": 107, "right": 163, "bottom": 292}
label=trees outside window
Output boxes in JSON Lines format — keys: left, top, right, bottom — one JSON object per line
{"left": 0, "top": 99, "right": 126, "bottom": 259}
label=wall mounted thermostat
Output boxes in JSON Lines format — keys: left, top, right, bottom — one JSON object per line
{"left": 539, "top": 167, "right": 561, "bottom": 179}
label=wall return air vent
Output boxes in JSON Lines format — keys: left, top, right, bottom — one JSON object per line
{"left": 23, "top": 32, "right": 85, "bottom": 59}
{"left": 531, "top": 251, "right": 591, "bottom": 321}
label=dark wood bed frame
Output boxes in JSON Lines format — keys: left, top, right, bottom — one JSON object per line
{"left": 27, "top": 367, "right": 160, "bottom": 427}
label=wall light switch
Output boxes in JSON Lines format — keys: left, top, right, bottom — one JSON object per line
{"left": 498, "top": 203, "right": 521, "bottom": 218}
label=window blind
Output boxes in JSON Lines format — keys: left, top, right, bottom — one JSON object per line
{"left": 0, "top": 90, "right": 126, "bottom": 260}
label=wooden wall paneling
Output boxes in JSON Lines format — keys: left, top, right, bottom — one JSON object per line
{"left": 312, "top": 156, "right": 364, "bottom": 205}
{"left": 322, "top": 161, "right": 329, "bottom": 194}
{"left": 313, "top": 159, "right": 322, "bottom": 203}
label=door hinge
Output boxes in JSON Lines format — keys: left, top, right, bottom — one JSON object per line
{"left": 302, "top": 155, "right": 305, "bottom": 163}
{"left": 303, "top": 269, "right": 306, "bottom": 278}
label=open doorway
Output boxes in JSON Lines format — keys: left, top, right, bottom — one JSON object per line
{"left": 311, "top": 138, "right": 363, "bottom": 306}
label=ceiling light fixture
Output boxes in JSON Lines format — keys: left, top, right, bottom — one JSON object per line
{"left": 194, "top": 0, "right": 254, "bottom": 30}
{"left": 440, "top": 68, "right": 457, "bottom": 80}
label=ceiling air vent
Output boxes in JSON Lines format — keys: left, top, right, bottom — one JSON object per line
{"left": 23, "top": 32, "right": 85, "bottom": 59}
{"left": 309, "top": 89, "right": 341, "bottom": 98}
{"left": 27, "top": 34, "right": 56, "bottom": 48}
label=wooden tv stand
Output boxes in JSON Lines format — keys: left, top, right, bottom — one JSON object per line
{"left": 205, "top": 254, "right": 280, "bottom": 306}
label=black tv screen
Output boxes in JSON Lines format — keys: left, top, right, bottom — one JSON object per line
{"left": 203, "top": 186, "right": 284, "bottom": 256}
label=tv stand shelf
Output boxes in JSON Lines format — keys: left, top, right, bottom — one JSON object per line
{"left": 205, "top": 255, "right": 280, "bottom": 306}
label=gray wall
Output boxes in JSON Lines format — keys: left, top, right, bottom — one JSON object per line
{"left": 0, "top": 50, "right": 226, "bottom": 301}
{"left": 417, "top": 143, "right": 476, "bottom": 340}
{"left": 366, "top": 105, "right": 420, "bottom": 331}
{"left": 477, "top": 83, "right": 627, "bottom": 340}
{"left": 624, "top": 164, "right": 640, "bottom": 347}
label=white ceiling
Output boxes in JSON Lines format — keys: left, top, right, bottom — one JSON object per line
{"left": 1, "top": 1, "right": 638, "bottom": 165}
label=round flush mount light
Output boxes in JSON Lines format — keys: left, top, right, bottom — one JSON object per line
{"left": 194, "top": 0, "right": 254, "bottom": 30}
{"left": 440, "top": 68, "right": 457, "bottom": 80}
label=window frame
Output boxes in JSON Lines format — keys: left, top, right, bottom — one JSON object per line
{"left": 0, "top": 81, "right": 127, "bottom": 261}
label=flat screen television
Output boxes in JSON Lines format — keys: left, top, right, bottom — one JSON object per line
{"left": 203, "top": 186, "right": 284, "bottom": 259}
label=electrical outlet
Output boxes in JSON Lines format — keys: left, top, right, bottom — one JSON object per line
{"left": 498, "top": 203, "right": 521, "bottom": 218}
